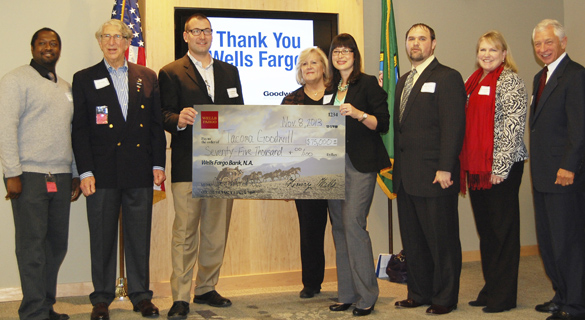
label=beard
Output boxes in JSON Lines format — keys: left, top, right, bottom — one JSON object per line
{"left": 409, "top": 51, "right": 425, "bottom": 62}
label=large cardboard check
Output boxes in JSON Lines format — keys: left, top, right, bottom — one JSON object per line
{"left": 192, "top": 104, "right": 345, "bottom": 199}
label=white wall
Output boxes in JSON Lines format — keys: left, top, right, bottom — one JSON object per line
{"left": 564, "top": 0, "right": 585, "bottom": 66}
{"left": 0, "top": 0, "right": 113, "bottom": 289}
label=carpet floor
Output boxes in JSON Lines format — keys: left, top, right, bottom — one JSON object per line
{"left": 0, "top": 255, "right": 554, "bottom": 319}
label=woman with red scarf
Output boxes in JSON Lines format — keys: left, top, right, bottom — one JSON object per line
{"left": 459, "top": 31, "right": 528, "bottom": 313}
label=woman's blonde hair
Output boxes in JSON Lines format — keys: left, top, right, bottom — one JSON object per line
{"left": 475, "top": 30, "right": 518, "bottom": 73}
{"left": 295, "top": 47, "right": 330, "bottom": 86}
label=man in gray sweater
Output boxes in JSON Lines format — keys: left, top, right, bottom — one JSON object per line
{"left": 0, "top": 28, "right": 81, "bottom": 320}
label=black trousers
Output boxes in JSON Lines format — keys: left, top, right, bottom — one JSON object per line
{"left": 8, "top": 172, "right": 72, "bottom": 320}
{"left": 294, "top": 199, "right": 328, "bottom": 290}
{"left": 468, "top": 161, "right": 524, "bottom": 310}
{"left": 396, "top": 186, "right": 462, "bottom": 307}
{"left": 533, "top": 187, "right": 585, "bottom": 316}
{"left": 86, "top": 187, "right": 154, "bottom": 306}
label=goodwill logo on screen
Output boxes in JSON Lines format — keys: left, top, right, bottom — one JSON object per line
{"left": 210, "top": 31, "right": 302, "bottom": 70}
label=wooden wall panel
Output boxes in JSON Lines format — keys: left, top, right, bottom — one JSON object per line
{"left": 145, "top": 0, "right": 363, "bottom": 282}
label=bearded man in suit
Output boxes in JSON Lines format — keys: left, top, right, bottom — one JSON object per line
{"left": 158, "top": 13, "right": 244, "bottom": 319}
{"left": 392, "top": 23, "right": 466, "bottom": 316}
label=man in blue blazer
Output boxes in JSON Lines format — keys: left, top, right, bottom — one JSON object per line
{"left": 530, "top": 19, "right": 585, "bottom": 320}
{"left": 72, "top": 19, "right": 166, "bottom": 320}
{"left": 393, "top": 23, "right": 466, "bottom": 315}
{"left": 158, "top": 13, "right": 244, "bottom": 319}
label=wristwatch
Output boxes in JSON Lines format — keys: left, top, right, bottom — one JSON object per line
{"left": 359, "top": 112, "right": 368, "bottom": 122}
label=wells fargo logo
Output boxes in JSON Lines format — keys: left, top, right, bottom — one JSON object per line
{"left": 201, "top": 111, "right": 219, "bottom": 129}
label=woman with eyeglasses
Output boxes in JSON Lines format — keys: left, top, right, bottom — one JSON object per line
{"left": 326, "top": 33, "right": 391, "bottom": 317}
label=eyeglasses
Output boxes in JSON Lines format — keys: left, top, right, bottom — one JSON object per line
{"left": 187, "top": 28, "right": 213, "bottom": 36}
{"left": 332, "top": 48, "right": 353, "bottom": 56}
{"left": 100, "top": 34, "right": 127, "bottom": 43}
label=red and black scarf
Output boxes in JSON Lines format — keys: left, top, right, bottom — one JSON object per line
{"left": 460, "top": 65, "right": 504, "bottom": 193}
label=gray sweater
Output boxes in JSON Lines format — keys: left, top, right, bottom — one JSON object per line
{"left": 0, "top": 65, "right": 77, "bottom": 178}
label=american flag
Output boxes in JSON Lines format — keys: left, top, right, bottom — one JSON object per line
{"left": 111, "top": 0, "right": 145, "bottom": 66}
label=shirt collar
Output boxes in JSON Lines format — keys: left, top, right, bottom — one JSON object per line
{"left": 103, "top": 59, "right": 128, "bottom": 73}
{"left": 412, "top": 55, "right": 435, "bottom": 74}
{"left": 188, "top": 51, "right": 214, "bottom": 69}
{"left": 30, "top": 59, "right": 55, "bottom": 81}
{"left": 546, "top": 52, "right": 566, "bottom": 77}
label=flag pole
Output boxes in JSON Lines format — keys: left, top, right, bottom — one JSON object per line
{"left": 378, "top": 0, "right": 399, "bottom": 254}
{"left": 114, "top": 0, "right": 128, "bottom": 300}
{"left": 388, "top": 199, "right": 393, "bottom": 254}
{"left": 111, "top": 0, "right": 151, "bottom": 297}
{"left": 115, "top": 209, "right": 127, "bottom": 299}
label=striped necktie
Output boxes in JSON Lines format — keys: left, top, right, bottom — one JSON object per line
{"left": 399, "top": 69, "right": 417, "bottom": 122}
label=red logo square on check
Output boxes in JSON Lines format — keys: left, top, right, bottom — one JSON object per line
{"left": 201, "top": 111, "right": 219, "bottom": 129}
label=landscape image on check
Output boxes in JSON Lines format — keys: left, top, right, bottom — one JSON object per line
{"left": 192, "top": 105, "right": 346, "bottom": 199}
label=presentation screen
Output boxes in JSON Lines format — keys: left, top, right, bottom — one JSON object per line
{"left": 174, "top": 9, "right": 338, "bottom": 105}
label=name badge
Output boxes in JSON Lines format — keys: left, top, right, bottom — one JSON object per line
{"left": 323, "top": 94, "right": 333, "bottom": 104}
{"left": 227, "top": 88, "right": 239, "bottom": 98}
{"left": 421, "top": 82, "right": 436, "bottom": 93}
{"left": 478, "top": 86, "right": 490, "bottom": 96}
{"left": 96, "top": 106, "right": 108, "bottom": 125}
{"left": 45, "top": 173, "right": 57, "bottom": 193}
{"left": 94, "top": 78, "right": 110, "bottom": 90}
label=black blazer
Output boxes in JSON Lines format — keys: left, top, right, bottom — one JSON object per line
{"left": 529, "top": 54, "right": 585, "bottom": 193}
{"left": 158, "top": 55, "right": 244, "bottom": 182}
{"left": 337, "top": 74, "right": 391, "bottom": 173}
{"left": 393, "top": 58, "right": 466, "bottom": 197}
{"left": 71, "top": 60, "right": 166, "bottom": 189}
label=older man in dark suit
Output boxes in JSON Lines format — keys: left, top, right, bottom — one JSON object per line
{"left": 71, "top": 19, "right": 166, "bottom": 320}
{"left": 158, "top": 13, "right": 243, "bottom": 319}
{"left": 529, "top": 19, "right": 585, "bottom": 320}
{"left": 393, "top": 23, "right": 466, "bottom": 315}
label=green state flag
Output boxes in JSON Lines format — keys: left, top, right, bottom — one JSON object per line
{"left": 377, "top": 0, "right": 400, "bottom": 199}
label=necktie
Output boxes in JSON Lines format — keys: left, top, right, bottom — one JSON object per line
{"left": 399, "top": 69, "right": 417, "bottom": 122}
{"left": 47, "top": 72, "right": 56, "bottom": 83}
{"left": 535, "top": 66, "right": 548, "bottom": 107}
